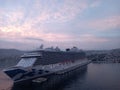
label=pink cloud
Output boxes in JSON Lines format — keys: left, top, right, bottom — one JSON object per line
{"left": 77, "top": 15, "right": 120, "bottom": 31}
{"left": 0, "top": 10, "right": 24, "bottom": 26}
{"left": 79, "top": 34, "right": 109, "bottom": 42}
{"left": 88, "top": 16, "right": 120, "bottom": 30}
{"left": 32, "top": 0, "right": 89, "bottom": 23}
{"left": 0, "top": 24, "right": 72, "bottom": 42}
{"left": 53, "top": 0, "right": 88, "bottom": 21}
{"left": 0, "top": 22, "right": 109, "bottom": 44}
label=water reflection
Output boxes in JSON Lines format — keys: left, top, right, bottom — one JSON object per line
{"left": 63, "top": 63, "right": 120, "bottom": 90}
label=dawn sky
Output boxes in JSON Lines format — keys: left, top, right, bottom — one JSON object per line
{"left": 0, "top": 0, "right": 120, "bottom": 50}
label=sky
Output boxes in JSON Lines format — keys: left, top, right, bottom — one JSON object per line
{"left": 0, "top": 0, "right": 120, "bottom": 50}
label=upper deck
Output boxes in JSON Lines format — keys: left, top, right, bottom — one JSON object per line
{"left": 16, "top": 47, "right": 87, "bottom": 67}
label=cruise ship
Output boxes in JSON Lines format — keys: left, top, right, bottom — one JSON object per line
{"left": 2, "top": 46, "right": 91, "bottom": 88}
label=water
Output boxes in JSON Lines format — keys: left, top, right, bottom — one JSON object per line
{"left": 13, "top": 63, "right": 120, "bottom": 90}
{"left": 63, "top": 63, "right": 120, "bottom": 90}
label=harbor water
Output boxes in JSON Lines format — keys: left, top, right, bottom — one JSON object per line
{"left": 12, "top": 63, "right": 120, "bottom": 90}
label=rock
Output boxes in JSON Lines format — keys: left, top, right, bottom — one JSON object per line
{"left": 0, "top": 70, "right": 13, "bottom": 90}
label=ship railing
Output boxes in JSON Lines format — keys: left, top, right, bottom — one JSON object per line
{"left": 38, "top": 59, "right": 89, "bottom": 72}
{"left": 21, "top": 53, "right": 41, "bottom": 57}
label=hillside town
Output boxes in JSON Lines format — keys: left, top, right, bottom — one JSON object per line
{"left": 86, "top": 49, "right": 120, "bottom": 63}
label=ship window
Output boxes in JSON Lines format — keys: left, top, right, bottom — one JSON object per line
{"left": 16, "top": 58, "right": 36, "bottom": 67}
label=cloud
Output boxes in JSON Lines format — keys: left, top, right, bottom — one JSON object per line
{"left": 88, "top": 16, "right": 120, "bottom": 30}
{"left": 77, "top": 15, "right": 120, "bottom": 31}
{"left": 78, "top": 34, "right": 109, "bottom": 42}
{"left": 0, "top": 10, "right": 24, "bottom": 26}
{"left": 24, "top": 37, "right": 44, "bottom": 41}
{"left": 0, "top": 0, "right": 102, "bottom": 26}
{"left": 52, "top": 0, "right": 88, "bottom": 22}
{"left": 31, "top": 0, "right": 89, "bottom": 23}
{"left": 0, "top": 24, "right": 71, "bottom": 42}
{"left": 90, "top": 0, "right": 101, "bottom": 8}
{"left": 0, "top": 0, "right": 119, "bottom": 50}
{"left": 1, "top": 24, "right": 108, "bottom": 43}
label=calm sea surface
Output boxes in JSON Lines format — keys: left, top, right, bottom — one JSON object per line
{"left": 13, "top": 63, "right": 120, "bottom": 90}
{"left": 62, "top": 63, "right": 120, "bottom": 90}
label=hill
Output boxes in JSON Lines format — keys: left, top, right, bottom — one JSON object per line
{"left": 0, "top": 49, "right": 24, "bottom": 69}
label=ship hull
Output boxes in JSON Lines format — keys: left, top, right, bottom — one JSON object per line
{"left": 33, "top": 64, "right": 88, "bottom": 90}
{"left": 12, "top": 61, "right": 90, "bottom": 90}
